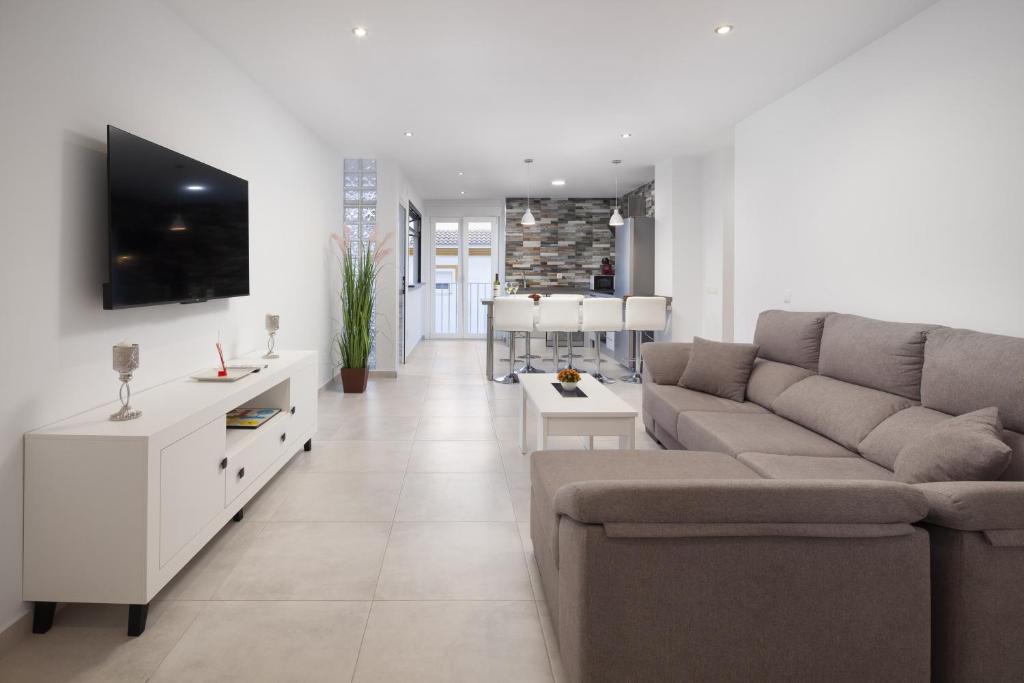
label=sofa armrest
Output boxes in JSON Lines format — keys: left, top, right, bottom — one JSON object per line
{"left": 554, "top": 479, "right": 927, "bottom": 526}
{"left": 915, "top": 481, "right": 1024, "bottom": 531}
{"left": 640, "top": 342, "right": 692, "bottom": 385}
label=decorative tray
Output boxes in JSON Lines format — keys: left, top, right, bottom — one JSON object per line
{"left": 551, "top": 382, "right": 587, "bottom": 398}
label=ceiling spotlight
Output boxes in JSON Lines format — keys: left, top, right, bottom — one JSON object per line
{"left": 184, "top": 185, "right": 206, "bottom": 191}
{"left": 352, "top": 26, "right": 368, "bottom": 38}
{"left": 459, "top": 191, "right": 465, "bottom": 195}
{"left": 714, "top": 24, "right": 733, "bottom": 35}
{"left": 457, "top": 171, "right": 464, "bottom": 176}
{"left": 402, "top": 131, "right": 414, "bottom": 137}
{"left": 551, "top": 179, "right": 566, "bottom": 186}
{"left": 620, "top": 132, "right": 632, "bottom": 139}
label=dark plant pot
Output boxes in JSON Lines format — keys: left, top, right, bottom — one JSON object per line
{"left": 340, "top": 367, "right": 369, "bottom": 393}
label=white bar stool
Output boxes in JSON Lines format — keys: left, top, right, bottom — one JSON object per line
{"left": 510, "top": 295, "right": 543, "bottom": 374}
{"left": 547, "top": 294, "right": 584, "bottom": 367}
{"left": 536, "top": 297, "right": 582, "bottom": 371}
{"left": 581, "top": 298, "right": 623, "bottom": 384}
{"left": 621, "top": 296, "right": 667, "bottom": 383}
{"left": 509, "top": 294, "right": 542, "bottom": 364}
{"left": 493, "top": 297, "right": 536, "bottom": 384}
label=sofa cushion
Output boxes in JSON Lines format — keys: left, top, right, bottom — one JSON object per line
{"left": 640, "top": 342, "right": 692, "bottom": 385}
{"left": 818, "top": 314, "right": 939, "bottom": 400}
{"left": 644, "top": 384, "right": 765, "bottom": 441}
{"left": 679, "top": 337, "right": 759, "bottom": 402}
{"left": 1001, "top": 430, "right": 1024, "bottom": 482}
{"left": 746, "top": 358, "right": 815, "bottom": 410}
{"left": 894, "top": 408, "right": 1012, "bottom": 484}
{"left": 915, "top": 481, "right": 1024, "bottom": 530}
{"left": 738, "top": 452, "right": 894, "bottom": 481}
{"left": 530, "top": 450, "right": 759, "bottom": 591}
{"left": 675, "top": 411, "right": 855, "bottom": 458}
{"left": 773, "top": 376, "right": 914, "bottom": 452}
{"left": 753, "top": 310, "right": 829, "bottom": 371}
{"left": 858, "top": 406, "right": 953, "bottom": 470}
{"left": 921, "top": 328, "right": 1024, "bottom": 434}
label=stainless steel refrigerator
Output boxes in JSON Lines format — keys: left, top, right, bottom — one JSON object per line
{"left": 611, "top": 217, "right": 656, "bottom": 368}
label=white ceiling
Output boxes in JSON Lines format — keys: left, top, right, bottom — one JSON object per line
{"left": 164, "top": 0, "right": 936, "bottom": 200}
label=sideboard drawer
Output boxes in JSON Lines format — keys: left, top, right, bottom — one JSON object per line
{"left": 225, "top": 414, "right": 288, "bottom": 506}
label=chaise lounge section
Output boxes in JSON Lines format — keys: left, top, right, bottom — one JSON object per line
{"left": 531, "top": 310, "right": 1024, "bottom": 681}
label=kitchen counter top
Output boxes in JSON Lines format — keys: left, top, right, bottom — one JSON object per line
{"left": 481, "top": 290, "right": 672, "bottom": 304}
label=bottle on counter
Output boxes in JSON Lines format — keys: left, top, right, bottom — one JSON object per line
{"left": 493, "top": 273, "right": 501, "bottom": 298}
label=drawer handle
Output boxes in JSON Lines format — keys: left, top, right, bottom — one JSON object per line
{"left": 220, "top": 457, "right": 228, "bottom": 470}
{"left": 290, "top": 406, "right": 296, "bottom": 415}
{"left": 237, "top": 467, "right": 245, "bottom": 479}
{"left": 280, "top": 432, "right": 287, "bottom": 443}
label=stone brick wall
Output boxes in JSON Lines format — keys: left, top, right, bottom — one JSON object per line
{"left": 505, "top": 197, "right": 616, "bottom": 289}
{"left": 623, "top": 180, "right": 655, "bottom": 218}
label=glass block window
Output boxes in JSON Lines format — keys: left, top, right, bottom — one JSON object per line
{"left": 343, "top": 158, "right": 378, "bottom": 368}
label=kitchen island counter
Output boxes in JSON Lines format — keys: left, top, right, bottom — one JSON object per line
{"left": 481, "top": 292, "right": 672, "bottom": 380}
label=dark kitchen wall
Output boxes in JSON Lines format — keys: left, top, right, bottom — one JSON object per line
{"left": 505, "top": 197, "right": 616, "bottom": 289}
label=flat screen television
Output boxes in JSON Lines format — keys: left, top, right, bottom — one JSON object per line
{"left": 104, "top": 125, "right": 249, "bottom": 309}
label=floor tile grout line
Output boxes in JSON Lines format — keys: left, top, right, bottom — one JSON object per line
{"left": 532, "top": 599, "right": 559, "bottom": 683}
{"left": 145, "top": 598, "right": 209, "bottom": 682}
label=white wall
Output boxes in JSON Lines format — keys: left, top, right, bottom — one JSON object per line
{"left": 0, "top": 0, "right": 342, "bottom": 632}
{"left": 655, "top": 158, "right": 704, "bottom": 344}
{"left": 734, "top": 0, "right": 1024, "bottom": 341}
{"left": 699, "top": 148, "right": 735, "bottom": 341}
{"left": 368, "top": 160, "right": 425, "bottom": 369}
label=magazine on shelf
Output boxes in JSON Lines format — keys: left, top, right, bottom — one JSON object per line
{"left": 226, "top": 408, "right": 281, "bottom": 429}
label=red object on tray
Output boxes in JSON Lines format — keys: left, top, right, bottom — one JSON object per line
{"left": 215, "top": 342, "right": 228, "bottom": 377}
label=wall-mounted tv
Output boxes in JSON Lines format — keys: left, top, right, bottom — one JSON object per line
{"left": 104, "top": 125, "right": 249, "bottom": 309}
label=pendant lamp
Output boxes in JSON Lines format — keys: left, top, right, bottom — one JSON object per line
{"left": 609, "top": 160, "right": 624, "bottom": 227}
{"left": 521, "top": 158, "right": 536, "bottom": 226}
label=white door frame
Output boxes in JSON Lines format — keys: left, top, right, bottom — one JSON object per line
{"left": 427, "top": 216, "right": 500, "bottom": 339}
{"left": 462, "top": 217, "right": 499, "bottom": 339}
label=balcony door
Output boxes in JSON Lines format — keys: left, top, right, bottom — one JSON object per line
{"left": 430, "top": 217, "right": 498, "bottom": 338}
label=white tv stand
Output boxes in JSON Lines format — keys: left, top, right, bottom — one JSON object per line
{"left": 23, "top": 350, "right": 318, "bottom": 636}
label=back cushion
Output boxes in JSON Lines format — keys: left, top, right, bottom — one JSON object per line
{"left": 1001, "top": 430, "right": 1024, "bottom": 482}
{"left": 753, "top": 310, "right": 829, "bottom": 371}
{"left": 818, "top": 314, "right": 940, "bottom": 400}
{"left": 746, "top": 359, "right": 814, "bottom": 410}
{"left": 773, "top": 376, "right": 914, "bottom": 451}
{"left": 921, "top": 328, "right": 1024, "bottom": 434}
{"left": 859, "top": 406, "right": 952, "bottom": 470}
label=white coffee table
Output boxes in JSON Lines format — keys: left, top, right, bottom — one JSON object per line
{"left": 518, "top": 373, "right": 639, "bottom": 454}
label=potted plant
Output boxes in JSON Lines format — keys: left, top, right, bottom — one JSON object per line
{"left": 557, "top": 367, "right": 581, "bottom": 392}
{"left": 331, "top": 229, "right": 391, "bottom": 393}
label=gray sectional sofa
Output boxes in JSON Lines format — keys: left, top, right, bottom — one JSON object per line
{"left": 530, "top": 310, "right": 1024, "bottom": 682}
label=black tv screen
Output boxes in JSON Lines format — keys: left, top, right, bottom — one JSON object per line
{"left": 104, "top": 125, "right": 249, "bottom": 309}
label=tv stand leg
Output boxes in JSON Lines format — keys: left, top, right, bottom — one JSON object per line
{"left": 233, "top": 507, "right": 244, "bottom": 522}
{"left": 127, "top": 603, "right": 148, "bottom": 637}
{"left": 304, "top": 439, "right": 312, "bottom": 452}
{"left": 32, "top": 601, "right": 56, "bottom": 634}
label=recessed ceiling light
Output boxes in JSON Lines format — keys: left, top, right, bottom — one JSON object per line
{"left": 402, "top": 131, "right": 414, "bottom": 137}
{"left": 184, "top": 185, "right": 206, "bottom": 191}
{"left": 352, "top": 26, "right": 368, "bottom": 38}
{"left": 459, "top": 191, "right": 465, "bottom": 195}
{"left": 620, "top": 132, "right": 632, "bottom": 139}
{"left": 714, "top": 24, "right": 733, "bottom": 35}
{"left": 457, "top": 171, "right": 464, "bottom": 176}
{"left": 551, "top": 179, "right": 566, "bottom": 186}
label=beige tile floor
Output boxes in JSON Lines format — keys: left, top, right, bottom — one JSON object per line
{"left": 0, "top": 339, "right": 657, "bottom": 682}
